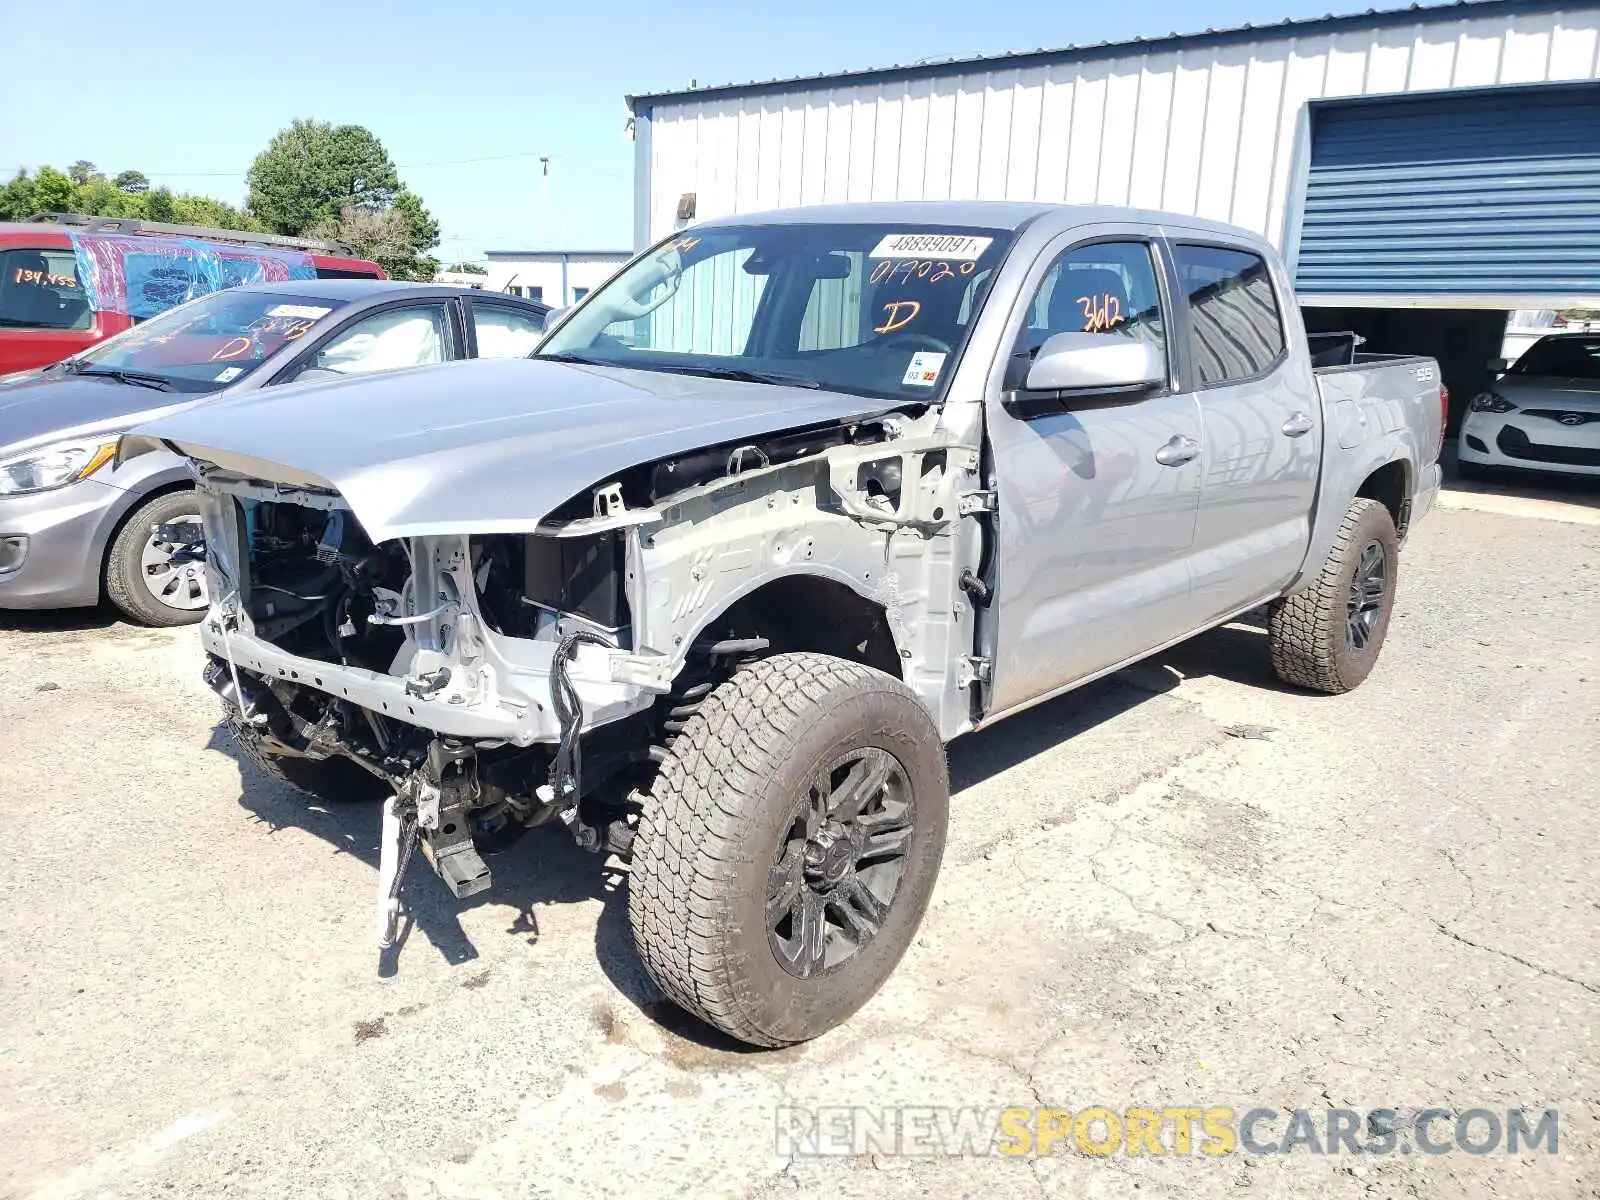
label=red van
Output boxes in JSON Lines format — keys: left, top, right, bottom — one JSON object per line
{"left": 0, "top": 216, "right": 385, "bottom": 374}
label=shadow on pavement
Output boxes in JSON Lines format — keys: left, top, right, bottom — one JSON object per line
{"left": 200, "top": 615, "right": 1285, "bottom": 1051}
{"left": 1441, "top": 443, "right": 1600, "bottom": 510}
{"left": 0, "top": 603, "right": 128, "bottom": 635}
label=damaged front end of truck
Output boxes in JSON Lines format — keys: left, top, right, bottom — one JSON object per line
{"left": 123, "top": 357, "right": 984, "bottom": 947}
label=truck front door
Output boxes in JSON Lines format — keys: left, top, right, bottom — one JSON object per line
{"left": 983, "top": 233, "right": 1202, "bottom": 716}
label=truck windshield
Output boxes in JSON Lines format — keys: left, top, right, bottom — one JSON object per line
{"left": 63, "top": 289, "right": 349, "bottom": 393}
{"left": 537, "top": 223, "right": 1014, "bottom": 401}
{"left": 1510, "top": 336, "right": 1600, "bottom": 381}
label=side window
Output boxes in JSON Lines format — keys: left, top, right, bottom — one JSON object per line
{"left": 472, "top": 303, "right": 545, "bottom": 359}
{"left": 1173, "top": 245, "right": 1286, "bottom": 386}
{"left": 309, "top": 304, "right": 450, "bottom": 375}
{"left": 0, "top": 248, "right": 91, "bottom": 331}
{"left": 1021, "top": 241, "right": 1167, "bottom": 359}
{"left": 572, "top": 287, "right": 590, "bottom": 302}
{"left": 526, "top": 286, "right": 544, "bottom": 304}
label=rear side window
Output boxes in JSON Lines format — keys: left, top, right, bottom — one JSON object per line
{"left": 1174, "top": 245, "right": 1285, "bottom": 386}
{"left": 0, "top": 248, "right": 91, "bottom": 330}
{"left": 472, "top": 302, "right": 546, "bottom": 358}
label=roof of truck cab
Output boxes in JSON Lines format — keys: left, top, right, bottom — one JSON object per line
{"left": 693, "top": 201, "right": 1262, "bottom": 241}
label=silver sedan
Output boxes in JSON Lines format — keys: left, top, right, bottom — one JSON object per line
{"left": 0, "top": 280, "right": 547, "bottom": 625}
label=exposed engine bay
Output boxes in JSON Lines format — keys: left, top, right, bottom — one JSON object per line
{"left": 188, "top": 404, "right": 985, "bottom": 943}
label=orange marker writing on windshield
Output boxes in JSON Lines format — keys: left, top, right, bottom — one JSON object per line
{"left": 874, "top": 300, "right": 922, "bottom": 334}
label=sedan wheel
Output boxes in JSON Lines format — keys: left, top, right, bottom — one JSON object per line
{"left": 105, "top": 490, "right": 211, "bottom": 627}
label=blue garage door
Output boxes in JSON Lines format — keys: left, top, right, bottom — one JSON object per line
{"left": 1295, "top": 84, "right": 1600, "bottom": 302}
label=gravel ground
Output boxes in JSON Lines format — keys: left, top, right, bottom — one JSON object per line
{"left": 1, "top": 504, "right": 1595, "bottom": 1200}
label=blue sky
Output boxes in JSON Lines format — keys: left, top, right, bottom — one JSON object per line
{"left": 1, "top": 0, "right": 1349, "bottom": 260}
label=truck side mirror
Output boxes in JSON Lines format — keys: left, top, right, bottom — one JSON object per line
{"left": 1486, "top": 357, "right": 1509, "bottom": 374}
{"left": 1005, "top": 332, "right": 1165, "bottom": 417}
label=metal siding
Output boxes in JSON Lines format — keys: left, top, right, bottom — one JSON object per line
{"left": 1296, "top": 84, "right": 1600, "bottom": 298}
{"left": 641, "top": 8, "right": 1600, "bottom": 257}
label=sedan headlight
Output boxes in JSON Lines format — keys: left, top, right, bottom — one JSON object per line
{"left": 0, "top": 440, "right": 119, "bottom": 496}
{"left": 1469, "top": 390, "right": 1516, "bottom": 414}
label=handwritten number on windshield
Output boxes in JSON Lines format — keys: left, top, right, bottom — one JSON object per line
{"left": 869, "top": 259, "right": 976, "bottom": 286}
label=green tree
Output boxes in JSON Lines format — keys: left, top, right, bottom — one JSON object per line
{"left": 306, "top": 196, "right": 441, "bottom": 281}
{"left": 1, "top": 161, "right": 263, "bottom": 233}
{"left": 0, "top": 170, "right": 36, "bottom": 221}
{"left": 73, "top": 177, "right": 129, "bottom": 218}
{"left": 245, "top": 119, "right": 400, "bottom": 235}
{"left": 30, "top": 167, "right": 75, "bottom": 215}
{"left": 170, "top": 193, "right": 264, "bottom": 232}
{"left": 143, "top": 187, "right": 176, "bottom": 222}
{"left": 446, "top": 262, "right": 488, "bottom": 275}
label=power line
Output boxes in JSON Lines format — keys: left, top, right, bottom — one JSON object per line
{"left": 6, "top": 150, "right": 629, "bottom": 182}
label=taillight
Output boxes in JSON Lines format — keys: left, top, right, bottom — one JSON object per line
{"left": 1437, "top": 384, "right": 1449, "bottom": 460}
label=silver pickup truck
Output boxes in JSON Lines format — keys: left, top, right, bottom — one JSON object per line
{"left": 126, "top": 202, "right": 1444, "bottom": 1047}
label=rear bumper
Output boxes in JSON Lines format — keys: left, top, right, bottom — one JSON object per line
{"left": 0, "top": 480, "right": 125, "bottom": 609}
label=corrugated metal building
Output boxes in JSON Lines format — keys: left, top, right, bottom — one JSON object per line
{"left": 628, "top": 0, "right": 1600, "bottom": 315}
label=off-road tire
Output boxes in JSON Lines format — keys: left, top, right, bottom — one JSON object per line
{"left": 223, "top": 709, "right": 390, "bottom": 803}
{"left": 105, "top": 490, "right": 206, "bottom": 627}
{"left": 1268, "top": 497, "right": 1399, "bottom": 694}
{"left": 629, "top": 652, "right": 949, "bottom": 1047}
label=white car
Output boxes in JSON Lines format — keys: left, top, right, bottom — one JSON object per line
{"left": 1459, "top": 333, "right": 1600, "bottom": 480}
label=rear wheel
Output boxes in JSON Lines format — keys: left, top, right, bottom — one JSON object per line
{"left": 629, "top": 653, "right": 949, "bottom": 1047}
{"left": 105, "top": 490, "right": 209, "bottom": 627}
{"left": 1268, "top": 497, "right": 1399, "bottom": 694}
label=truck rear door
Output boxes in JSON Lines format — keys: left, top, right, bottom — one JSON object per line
{"left": 1166, "top": 240, "right": 1321, "bottom": 621}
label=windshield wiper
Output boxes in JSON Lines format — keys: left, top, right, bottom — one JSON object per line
{"left": 650, "top": 364, "right": 822, "bottom": 389}
{"left": 535, "top": 352, "right": 607, "bottom": 366}
{"left": 77, "top": 367, "right": 176, "bottom": 392}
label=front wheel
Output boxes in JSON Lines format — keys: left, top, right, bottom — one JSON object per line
{"left": 104, "top": 490, "right": 209, "bottom": 627}
{"left": 629, "top": 653, "right": 949, "bottom": 1047}
{"left": 1268, "top": 497, "right": 1400, "bottom": 694}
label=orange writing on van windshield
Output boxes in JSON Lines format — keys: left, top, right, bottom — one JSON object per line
{"left": 874, "top": 300, "right": 922, "bottom": 334}
{"left": 1078, "top": 294, "right": 1124, "bottom": 333}
{"left": 211, "top": 337, "right": 253, "bottom": 361}
{"left": 13, "top": 268, "right": 76, "bottom": 288}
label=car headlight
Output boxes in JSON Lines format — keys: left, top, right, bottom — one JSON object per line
{"left": 0, "top": 440, "right": 120, "bottom": 496}
{"left": 1469, "top": 390, "right": 1516, "bottom": 414}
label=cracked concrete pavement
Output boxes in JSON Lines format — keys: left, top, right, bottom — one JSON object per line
{"left": 1, "top": 504, "right": 1596, "bottom": 1199}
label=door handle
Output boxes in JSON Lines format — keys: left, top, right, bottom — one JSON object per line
{"left": 1281, "top": 411, "right": 1315, "bottom": 437}
{"left": 1154, "top": 435, "right": 1200, "bottom": 467}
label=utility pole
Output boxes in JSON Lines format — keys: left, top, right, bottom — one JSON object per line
{"left": 538, "top": 156, "right": 551, "bottom": 250}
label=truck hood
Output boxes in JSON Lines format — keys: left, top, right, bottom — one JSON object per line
{"left": 0, "top": 372, "right": 200, "bottom": 455}
{"left": 127, "top": 356, "right": 891, "bottom": 540}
